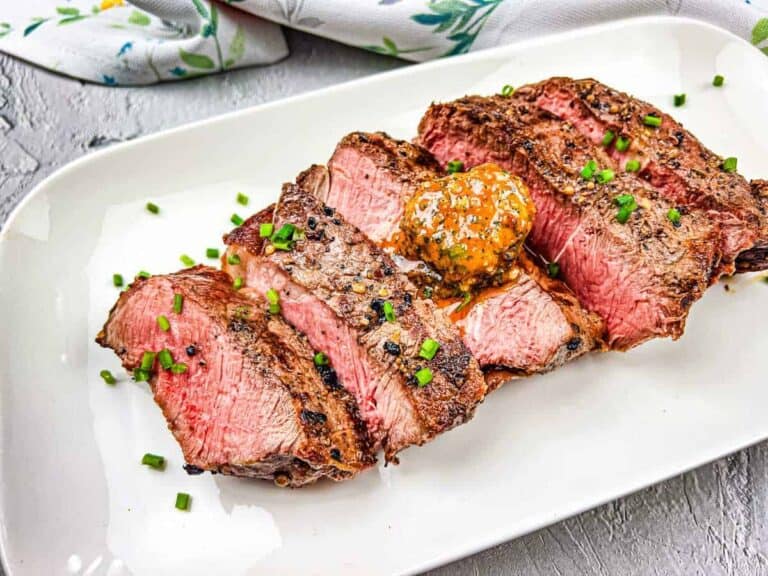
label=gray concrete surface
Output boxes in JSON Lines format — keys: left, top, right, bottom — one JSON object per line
{"left": 2, "top": 29, "right": 768, "bottom": 576}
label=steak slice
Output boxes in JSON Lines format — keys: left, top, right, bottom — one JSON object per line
{"left": 96, "top": 266, "right": 375, "bottom": 487}
{"left": 418, "top": 95, "right": 722, "bottom": 349}
{"left": 521, "top": 77, "right": 767, "bottom": 272}
{"left": 313, "top": 131, "right": 603, "bottom": 376}
{"left": 224, "top": 185, "right": 487, "bottom": 460}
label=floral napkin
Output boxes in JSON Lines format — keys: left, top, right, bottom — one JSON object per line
{"left": 0, "top": 0, "right": 766, "bottom": 85}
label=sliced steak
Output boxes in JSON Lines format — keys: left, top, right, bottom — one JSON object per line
{"left": 318, "top": 131, "right": 442, "bottom": 242}
{"left": 224, "top": 185, "right": 486, "bottom": 460}
{"left": 96, "top": 266, "right": 375, "bottom": 487}
{"left": 418, "top": 96, "right": 722, "bottom": 349}
{"left": 521, "top": 77, "right": 767, "bottom": 272}
{"left": 316, "top": 131, "right": 604, "bottom": 375}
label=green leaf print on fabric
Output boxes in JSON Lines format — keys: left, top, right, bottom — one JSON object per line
{"left": 24, "top": 17, "right": 50, "bottom": 36}
{"left": 191, "top": 0, "right": 210, "bottom": 20}
{"left": 224, "top": 25, "right": 246, "bottom": 68}
{"left": 128, "top": 11, "right": 152, "bottom": 27}
{"left": 412, "top": 0, "right": 504, "bottom": 56}
{"left": 179, "top": 49, "right": 215, "bottom": 69}
{"left": 364, "top": 36, "right": 432, "bottom": 57}
{"left": 55, "top": 7, "right": 81, "bottom": 17}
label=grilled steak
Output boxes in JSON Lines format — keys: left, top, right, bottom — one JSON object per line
{"left": 224, "top": 184, "right": 487, "bottom": 461}
{"left": 418, "top": 95, "right": 722, "bottom": 349}
{"left": 306, "top": 131, "right": 604, "bottom": 377}
{"left": 521, "top": 77, "right": 767, "bottom": 272}
{"left": 96, "top": 266, "right": 375, "bottom": 486}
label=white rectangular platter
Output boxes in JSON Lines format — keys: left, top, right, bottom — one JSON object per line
{"left": 2, "top": 16, "right": 768, "bottom": 576}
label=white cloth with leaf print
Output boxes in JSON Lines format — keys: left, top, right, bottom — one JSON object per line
{"left": 0, "top": 0, "right": 767, "bottom": 85}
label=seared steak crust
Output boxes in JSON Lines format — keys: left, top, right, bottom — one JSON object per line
{"left": 97, "top": 266, "right": 375, "bottom": 487}
{"left": 225, "top": 184, "right": 487, "bottom": 460}
{"left": 418, "top": 95, "right": 721, "bottom": 349}
{"left": 520, "top": 77, "right": 767, "bottom": 272}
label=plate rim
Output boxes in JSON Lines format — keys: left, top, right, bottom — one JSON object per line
{"left": 1, "top": 14, "right": 765, "bottom": 576}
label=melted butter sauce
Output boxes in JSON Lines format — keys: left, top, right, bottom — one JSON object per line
{"left": 395, "top": 163, "right": 534, "bottom": 296}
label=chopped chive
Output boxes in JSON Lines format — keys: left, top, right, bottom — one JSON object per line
{"left": 674, "top": 93, "right": 686, "bottom": 107}
{"left": 100, "top": 369, "right": 117, "bottom": 385}
{"left": 140, "top": 351, "right": 156, "bottom": 372}
{"left": 231, "top": 213, "right": 244, "bottom": 226}
{"left": 500, "top": 84, "right": 514, "bottom": 97}
{"left": 113, "top": 274, "right": 124, "bottom": 288}
{"left": 233, "top": 277, "right": 244, "bottom": 290}
{"left": 615, "top": 137, "right": 630, "bottom": 152}
{"left": 227, "top": 253, "right": 241, "bottom": 266}
{"left": 713, "top": 74, "right": 724, "bottom": 87}
{"left": 547, "top": 262, "right": 560, "bottom": 278}
{"left": 418, "top": 338, "right": 440, "bottom": 361}
{"left": 446, "top": 160, "right": 464, "bottom": 174}
{"left": 601, "top": 130, "right": 615, "bottom": 146}
{"left": 313, "top": 352, "right": 329, "bottom": 366}
{"left": 272, "top": 223, "right": 296, "bottom": 242}
{"left": 175, "top": 492, "right": 191, "bottom": 511}
{"left": 236, "top": 192, "right": 249, "bottom": 206}
{"left": 596, "top": 169, "right": 615, "bottom": 184}
{"left": 455, "top": 292, "right": 473, "bottom": 313}
{"left": 580, "top": 159, "right": 598, "bottom": 180}
{"left": 625, "top": 159, "right": 641, "bottom": 172}
{"left": 136, "top": 270, "right": 151, "bottom": 280}
{"left": 423, "top": 286, "right": 433, "bottom": 299}
{"left": 643, "top": 114, "right": 662, "bottom": 127}
{"left": 271, "top": 240, "right": 292, "bottom": 251}
{"left": 158, "top": 348, "right": 174, "bottom": 370}
{"left": 259, "top": 223, "right": 274, "bottom": 238}
{"left": 667, "top": 207, "right": 681, "bottom": 226}
{"left": 206, "top": 248, "right": 220, "bottom": 259}
{"left": 173, "top": 293, "right": 183, "bottom": 314}
{"left": 170, "top": 363, "right": 188, "bottom": 374}
{"left": 145, "top": 202, "right": 159, "bottom": 215}
{"left": 141, "top": 453, "right": 165, "bottom": 470}
{"left": 157, "top": 315, "right": 170, "bottom": 332}
{"left": 266, "top": 288, "right": 280, "bottom": 313}
{"left": 722, "top": 157, "right": 738, "bottom": 173}
{"left": 180, "top": 254, "right": 195, "bottom": 267}
{"left": 414, "top": 367, "right": 433, "bottom": 388}
{"left": 614, "top": 194, "right": 638, "bottom": 224}
{"left": 383, "top": 301, "right": 396, "bottom": 322}
{"left": 133, "top": 368, "right": 149, "bottom": 382}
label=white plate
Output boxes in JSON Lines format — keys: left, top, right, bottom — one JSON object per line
{"left": 2, "top": 16, "right": 768, "bottom": 576}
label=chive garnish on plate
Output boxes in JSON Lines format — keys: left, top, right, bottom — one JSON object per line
{"left": 141, "top": 453, "right": 165, "bottom": 470}
{"left": 175, "top": 492, "right": 191, "bottom": 511}
{"left": 236, "top": 192, "right": 249, "bottom": 206}
{"left": 173, "top": 293, "right": 183, "bottom": 314}
{"left": 180, "top": 254, "right": 195, "bottom": 267}
{"left": 145, "top": 202, "right": 159, "bottom": 215}
{"left": 206, "top": 248, "right": 220, "bottom": 259}
{"left": 100, "top": 369, "right": 117, "bottom": 385}
{"left": 231, "top": 213, "right": 244, "bottom": 226}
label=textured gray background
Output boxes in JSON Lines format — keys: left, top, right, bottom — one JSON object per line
{"left": 2, "top": 30, "right": 768, "bottom": 576}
